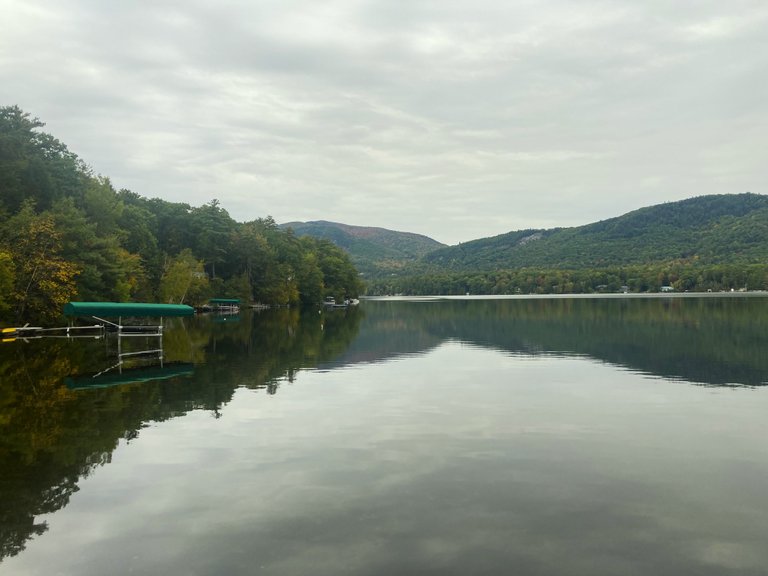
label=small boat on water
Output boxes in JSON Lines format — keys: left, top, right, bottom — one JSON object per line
{"left": 323, "top": 297, "right": 360, "bottom": 308}
{"left": 204, "top": 298, "right": 240, "bottom": 313}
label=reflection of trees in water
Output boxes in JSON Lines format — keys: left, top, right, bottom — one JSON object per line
{"left": 354, "top": 297, "right": 768, "bottom": 386}
{"left": 3, "top": 297, "right": 763, "bottom": 559}
{"left": 0, "top": 340, "right": 169, "bottom": 558}
{"left": 0, "top": 307, "right": 362, "bottom": 559}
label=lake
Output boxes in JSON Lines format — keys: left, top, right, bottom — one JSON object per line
{"left": 2, "top": 295, "right": 768, "bottom": 575}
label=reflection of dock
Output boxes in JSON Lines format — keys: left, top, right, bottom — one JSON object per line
{"left": 65, "top": 363, "right": 194, "bottom": 390}
{"left": 3, "top": 302, "right": 199, "bottom": 389}
{"left": 2, "top": 324, "right": 103, "bottom": 340}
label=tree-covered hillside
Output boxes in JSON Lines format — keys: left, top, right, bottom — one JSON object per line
{"left": 366, "top": 194, "right": 768, "bottom": 295}
{"left": 424, "top": 193, "right": 768, "bottom": 271}
{"left": 281, "top": 220, "right": 445, "bottom": 277}
{"left": 0, "top": 106, "right": 362, "bottom": 324}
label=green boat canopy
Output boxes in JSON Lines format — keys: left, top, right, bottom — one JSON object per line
{"left": 63, "top": 302, "right": 195, "bottom": 318}
{"left": 209, "top": 298, "right": 240, "bottom": 304}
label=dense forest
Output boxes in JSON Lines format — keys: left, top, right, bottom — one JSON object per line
{"left": 0, "top": 106, "right": 363, "bottom": 324}
{"left": 367, "top": 261, "right": 768, "bottom": 296}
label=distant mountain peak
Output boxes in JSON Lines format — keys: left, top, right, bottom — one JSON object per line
{"left": 280, "top": 220, "right": 446, "bottom": 276}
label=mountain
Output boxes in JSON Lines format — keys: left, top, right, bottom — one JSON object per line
{"left": 423, "top": 193, "right": 768, "bottom": 271}
{"left": 280, "top": 220, "right": 446, "bottom": 276}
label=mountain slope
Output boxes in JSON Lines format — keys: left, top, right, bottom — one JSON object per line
{"left": 281, "top": 220, "right": 446, "bottom": 275}
{"left": 424, "top": 193, "right": 768, "bottom": 270}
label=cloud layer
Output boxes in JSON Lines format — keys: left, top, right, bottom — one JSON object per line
{"left": 2, "top": 0, "right": 766, "bottom": 243}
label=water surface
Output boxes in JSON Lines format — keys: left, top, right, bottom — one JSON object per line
{"left": 2, "top": 296, "right": 767, "bottom": 575}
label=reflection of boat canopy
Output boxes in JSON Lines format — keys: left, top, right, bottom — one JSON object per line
{"left": 65, "top": 363, "right": 194, "bottom": 390}
{"left": 63, "top": 302, "right": 195, "bottom": 318}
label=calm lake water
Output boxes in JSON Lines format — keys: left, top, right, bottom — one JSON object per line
{"left": 2, "top": 295, "right": 768, "bottom": 575}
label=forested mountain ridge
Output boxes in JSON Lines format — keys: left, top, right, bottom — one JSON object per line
{"left": 281, "top": 220, "right": 445, "bottom": 277}
{"left": 0, "top": 105, "right": 362, "bottom": 324}
{"left": 423, "top": 193, "right": 768, "bottom": 271}
{"left": 281, "top": 194, "right": 768, "bottom": 295}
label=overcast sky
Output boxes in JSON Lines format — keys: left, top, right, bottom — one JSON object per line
{"left": 2, "top": 1, "right": 766, "bottom": 244}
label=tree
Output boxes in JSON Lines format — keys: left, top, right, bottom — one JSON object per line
{"left": 1, "top": 203, "right": 80, "bottom": 322}
{"left": 0, "top": 250, "right": 14, "bottom": 318}
{"left": 231, "top": 222, "right": 272, "bottom": 298}
{"left": 0, "top": 105, "right": 86, "bottom": 214}
{"left": 190, "top": 199, "right": 235, "bottom": 279}
{"left": 295, "top": 251, "right": 324, "bottom": 305}
{"left": 223, "top": 273, "right": 252, "bottom": 302}
{"left": 50, "top": 198, "right": 146, "bottom": 302}
{"left": 315, "top": 239, "right": 363, "bottom": 301}
{"left": 159, "top": 250, "right": 209, "bottom": 305}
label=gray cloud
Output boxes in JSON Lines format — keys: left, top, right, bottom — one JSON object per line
{"left": 2, "top": 0, "right": 766, "bottom": 243}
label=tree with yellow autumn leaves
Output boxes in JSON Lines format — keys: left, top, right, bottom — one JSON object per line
{"left": 2, "top": 204, "right": 79, "bottom": 322}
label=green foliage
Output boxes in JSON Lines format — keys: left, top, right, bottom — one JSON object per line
{"left": 0, "top": 204, "right": 80, "bottom": 322}
{"left": 0, "top": 250, "right": 15, "bottom": 315}
{"left": 159, "top": 250, "right": 210, "bottom": 305}
{"left": 367, "top": 262, "right": 768, "bottom": 296}
{"left": 0, "top": 105, "right": 363, "bottom": 323}
{"left": 189, "top": 199, "right": 235, "bottom": 278}
{"left": 315, "top": 239, "right": 364, "bottom": 301}
{"left": 295, "top": 250, "right": 324, "bottom": 305}
{"left": 0, "top": 106, "right": 87, "bottom": 214}
{"left": 223, "top": 273, "right": 252, "bottom": 302}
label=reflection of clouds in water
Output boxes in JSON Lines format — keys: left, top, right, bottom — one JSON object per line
{"left": 6, "top": 343, "right": 768, "bottom": 575}
{"left": 177, "top": 455, "right": 762, "bottom": 576}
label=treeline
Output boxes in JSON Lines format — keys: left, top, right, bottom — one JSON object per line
{"left": 0, "top": 106, "right": 362, "bottom": 324}
{"left": 367, "top": 262, "right": 768, "bottom": 295}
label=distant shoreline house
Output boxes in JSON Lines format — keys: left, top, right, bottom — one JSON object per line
{"left": 660, "top": 286, "right": 674, "bottom": 292}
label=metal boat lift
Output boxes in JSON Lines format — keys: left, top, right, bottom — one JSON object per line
{"left": 60, "top": 301, "right": 195, "bottom": 370}
{"left": 2, "top": 302, "right": 197, "bottom": 387}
